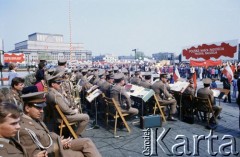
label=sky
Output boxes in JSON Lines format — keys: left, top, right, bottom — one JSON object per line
{"left": 0, "top": 0, "right": 240, "bottom": 56}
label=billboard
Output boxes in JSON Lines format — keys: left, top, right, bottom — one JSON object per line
{"left": 182, "top": 40, "right": 238, "bottom": 61}
{"left": 4, "top": 53, "right": 25, "bottom": 63}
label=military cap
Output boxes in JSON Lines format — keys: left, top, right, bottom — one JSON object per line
{"left": 48, "top": 68, "right": 55, "bottom": 73}
{"left": 143, "top": 72, "right": 152, "bottom": 76}
{"left": 160, "top": 73, "right": 168, "bottom": 79}
{"left": 58, "top": 59, "right": 67, "bottom": 65}
{"left": 113, "top": 73, "right": 124, "bottom": 80}
{"left": 82, "top": 69, "right": 88, "bottom": 73}
{"left": 135, "top": 70, "right": 141, "bottom": 75}
{"left": 203, "top": 78, "right": 212, "bottom": 84}
{"left": 21, "top": 92, "right": 46, "bottom": 106}
{"left": 189, "top": 80, "right": 194, "bottom": 84}
{"left": 113, "top": 66, "right": 119, "bottom": 71}
{"left": 47, "top": 71, "right": 64, "bottom": 82}
{"left": 122, "top": 68, "right": 128, "bottom": 73}
{"left": 108, "top": 69, "right": 113, "bottom": 72}
{"left": 98, "top": 70, "right": 105, "bottom": 76}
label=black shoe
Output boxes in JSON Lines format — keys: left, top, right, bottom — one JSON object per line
{"left": 167, "top": 117, "right": 177, "bottom": 121}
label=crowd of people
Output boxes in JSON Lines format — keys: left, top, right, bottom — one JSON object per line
{"left": 0, "top": 59, "right": 240, "bottom": 156}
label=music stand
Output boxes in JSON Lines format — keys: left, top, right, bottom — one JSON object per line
{"left": 86, "top": 89, "right": 102, "bottom": 130}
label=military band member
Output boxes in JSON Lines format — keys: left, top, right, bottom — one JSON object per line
{"left": 183, "top": 80, "right": 195, "bottom": 96}
{"left": 197, "top": 78, "right": 222, "bottom": 124}
{"left": 100, "top": 74, "right": 114, "bottom": 97}
{"left": 122, "top": 68, "right": 129, "bottom": 84}
{"left": 96, "top": 70, "right": 106, "bottom": 87}
{"left": 110, "top": 73, "right": 139, "bottom": 116}
{"left": 46, "top": 74, "right": 90, "bottom": 136}
{"left": 0, "top": 102, "right": 47, "bottom": 157}
{"left": 139, "top": 72, "right": 152, "bottom": 89}
{"left": 130, "top": 70, "right": 142, "bottom": 86}
{"left": 80, "top": 69, "right": 93, "bottom": 91}
{"left": 152, "top": 74, "right": 177, "bottom": 121}
{"left": 18, "top": 92, "right": 102, "bottom": 157}
{"left": 54, "top": 60, "right": 67, "bottom": 75}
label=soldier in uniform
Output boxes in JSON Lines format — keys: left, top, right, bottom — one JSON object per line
{"left": 7, "top": 77, "right": 25, "bottom": 112}
{"left": 96, "top": 70, "right": 106, "bottom": 87}
{"left": 80, "top": 69, "right": 93, "bottom": 91}
{"left": 130, "top": 70, "right": 142, "bottom": 86}
{"left": 100, "top": 73, "right": 114, "bottom": 97}
{"left": 110, "top": 73, "right": 139, "bottom": 116}
{"left": 46, "top": 73, "right": 90, "bottom": 136}
{"left": 183, "top": 80, "right": 195, "bottom": 96}
{"left": 0, "top": 102, "right": 47, "bottom": 157}
{"left": 152, "top": 74, "right": 177, "bottom": 121}
{"left": 54, "top": 59, "right": 67, "bottom": 75}
{"left": 139, "top": 72, "right": 152, "bottom": 89}
{"left": 197, "top": 78, "right": 222, "bottom": 124}
{"left": 18, "top": 92, "right": 102, "bottom": 157}
{"left": 122, "top": 68, "right": 129, "bottom": 84}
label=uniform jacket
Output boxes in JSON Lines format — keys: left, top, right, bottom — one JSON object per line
{"left": 152, "top": 80, "right": 172, "bottom": 101}
{"left": 130, "top": 76, "right": 141, "bottom": 85}
{"left": 197, "top": 87, "right": 214, "bottom": 105}
{"left": 0, "top": 138, "right": 28, "bottom": 157}
{"left": 139, "top": 80, "right": 151, "bottom": 89}
{"left": 18, "top": 114, "right": 84, "bottom": 157}
{"left": 110, "top": 84, "right": 131, "bottom": 109}
{"left": 99, "top": 81, "right": 112, "bottom": 97}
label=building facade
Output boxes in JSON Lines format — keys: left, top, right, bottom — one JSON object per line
{"left": 92, "top": 54, "right": 118, "bottom": 63}
{"left": 152, "top": 52, "right": 175, "bottom": 62}
{"left": 9, "top": 33, "right": 92, "bottom": 64}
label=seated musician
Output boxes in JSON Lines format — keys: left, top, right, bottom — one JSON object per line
{"left": 139, "top": 72, "right": 152, "bottom": 89}
{"left": 110, "top": 73, "right": 139, "bottom": 116}
{"left": 183, "top": 80, "right": 195, "bottom": 96}
{"left": 46, "top": 73, "right": 89, "bottom": 136}
{"left": 130, "top": 70, "right": 142, "bottom": 86}
{"left": 100, "top": 73, "right": 114, "bottom": 97}
{"left": 197, "top": 78, "right": 222, "bottom": 124}
{"left": 96, "top": 70, "right": 106, "bottom": 87}
{"left": 18, "top": 92, "right": 102, "bottom": 157}
{"left": 152, "top": 74, "right": 177, "bottom": 121}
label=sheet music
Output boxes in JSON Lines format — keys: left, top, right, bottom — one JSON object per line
{"left": 169, "top": 81, "right": 189, "bottom": 92}
{"left": 86, "top": 85, "right": 99, "bottom": 93}
{"left": 86, "top": 89, "right": 102, "bottom": 103}
{"left": 87, "top": 75, "right": 94, "bottom": 81}
{"left": 126, "top": 84, "right": 155, "bottom": 102}
{"left": 211, "top": 89, "right": 221, "bottom": 97}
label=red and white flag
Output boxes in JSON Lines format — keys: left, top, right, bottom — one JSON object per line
{"left": 173, "top": 67, "right": 181, "bottom": 82}
{"left": 222, "top": 65, "right": 234, "bottom": 82}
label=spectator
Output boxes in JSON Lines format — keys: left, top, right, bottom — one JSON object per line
{"left": 8, "top": 63, "right": 18, "bottom": 86}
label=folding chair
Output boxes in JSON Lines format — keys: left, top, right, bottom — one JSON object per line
{"left": 153, "top": 94, "right": 167, "bottom": 122}
{"left": 103, "top": 96, "right": 131, "bottom": 136}
{"left": 194, "top": 97, "right": 217, "bottom": 126}
{"left": 55, "top": 104, "right": 78, "bottom": 139}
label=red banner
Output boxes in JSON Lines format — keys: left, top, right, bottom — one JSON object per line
{"left": 182, "top": 40, "right": 238, "bottom": 61}
{"left": 4, "top": 53, "right": 25, "bottom": 63}
{"left": 190, "top": 59, "right": 222, "bottom": 67}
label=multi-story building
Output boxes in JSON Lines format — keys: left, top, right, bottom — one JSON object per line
{"left": 92, "top": 54, "right": 118, "bottom": 63}
{"left": 9, "top": 32, "right": 92, "bottom": 64}
{"left": 152, "top": 52, "right": 175, "bottom": 62}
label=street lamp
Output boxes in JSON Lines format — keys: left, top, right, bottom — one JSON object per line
{"left": 0, "top": 50, "right": 4, "bottom": 86}
{"left": 132, "top": 49, "right": 137, "bottom": 60}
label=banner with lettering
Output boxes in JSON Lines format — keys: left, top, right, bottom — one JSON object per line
{"left": 4, "top": 53, "right": 25, "bottom": 63}
{"left": 182, "top": 40, "right": 238, "bottom": 61}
